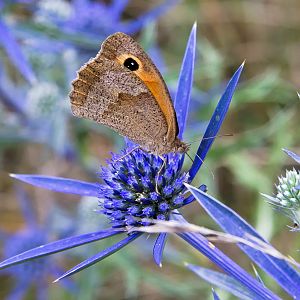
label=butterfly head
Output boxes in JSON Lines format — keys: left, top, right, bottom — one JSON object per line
{"left": 173, "top": 138, "right": 190, "bottom": 154}
{"left": 152, "top": 138, "right": 189, "bottom": 156}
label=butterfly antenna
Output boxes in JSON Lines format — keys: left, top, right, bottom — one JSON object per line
{"left": 189, "top": 133, "right": 233, "bottom": 144}
{"left": 188, "top": 149, "right": 215, "bottom": 180}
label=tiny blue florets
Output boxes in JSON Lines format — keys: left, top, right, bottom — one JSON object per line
{"left": 98, "top": 148, "right": 188, "bottom": 228}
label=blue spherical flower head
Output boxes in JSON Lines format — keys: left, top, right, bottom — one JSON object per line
{"left": 100, "top": 148, "right": 188, "bottom": 228}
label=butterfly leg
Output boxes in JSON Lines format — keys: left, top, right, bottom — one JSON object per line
{"left": 112, "top": 145, "right": 141, "bottom": 165}
{"left": 155, "top": 155, "right": 166, "bottom": 194}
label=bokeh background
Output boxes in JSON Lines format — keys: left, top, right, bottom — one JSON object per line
{"left": 1, "top": 0, "right": 300, "bottom": 299}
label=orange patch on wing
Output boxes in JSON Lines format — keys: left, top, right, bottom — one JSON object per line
{"left": 115, "top": 54, "right": 177, "bottom": 142}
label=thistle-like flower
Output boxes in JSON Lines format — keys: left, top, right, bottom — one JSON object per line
{"left": 275, "top": 169, "right": 300, "bottom": 208}
{"left": 100, "top": 150, "right": 188, "bottom": 227}
{"left": 262, "top": 149, "right": 300, "bottom": 229}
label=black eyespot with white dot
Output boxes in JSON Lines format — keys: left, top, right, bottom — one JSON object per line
{"left": 123, "top": 57, "right": 139, "bottom": 71}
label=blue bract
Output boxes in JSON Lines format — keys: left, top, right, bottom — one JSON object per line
{"left": 283, "top": 148, "right": 300, "bottom": 164}
{"left": 187, "top": 264, "right": 262, "bottom": 300}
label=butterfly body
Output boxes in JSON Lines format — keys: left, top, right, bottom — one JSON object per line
{"left": 70, "top": 32, "right": 189, "bottom": 155}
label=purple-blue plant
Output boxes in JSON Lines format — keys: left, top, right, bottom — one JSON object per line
{"left": 0, "top": 25, "right": 290, "bottom": 299}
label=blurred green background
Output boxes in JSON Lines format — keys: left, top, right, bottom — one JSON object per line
{"left": 1, "top": 0, "right": 300, "bottom": 299}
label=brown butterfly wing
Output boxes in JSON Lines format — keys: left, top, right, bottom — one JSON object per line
{"left": 100, "top": 92, "right": 168, "bottom": 151}
{"left": 70, "top": 57, "right": 146, "bottom": 118}
{"left": 100, "top": 32, "right": 178, "bottom": 141}
{"left": 70, "top": 35, "right": 169, "bottom": 153}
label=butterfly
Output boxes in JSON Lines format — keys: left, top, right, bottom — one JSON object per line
{"left": 69, "top": 32, "right": 189, "bottom": 156}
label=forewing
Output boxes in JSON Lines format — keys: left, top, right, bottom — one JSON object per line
{"left": 70, "top": 33, "right": 177, "bottom": 146}
{"left": 69, "top": 34, "right": 169, "bottom": 149}
{"left": 101, "top": 92, "right": 168, "bottom": 148}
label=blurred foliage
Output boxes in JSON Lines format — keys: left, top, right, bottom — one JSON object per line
{"left": 1, "top": 0, "right": 300, "bottom": 299}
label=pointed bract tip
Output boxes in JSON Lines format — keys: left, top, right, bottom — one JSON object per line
{"left": 260, "top": 193, "right": 276, "bottom": 202}
{"left": 238, "top": 60, "right": 245, "bottom": 71}
{"left": 189, "top": 22, "right": 197, "bottom": 41}
{"left": 282, "top": 148, "right": 292, "bottom": 155}
{"left": 53, "top": 278, "right": 59, "bottom": 283}
{"left": 159, "top": 263, "right": 162, "bottom": 268}
{"left": 9, "top": 173, "right": 17, "bottom": 178}
{"left": 230, "top": 61, "right": 245, "bottom": 83}
{"left": 297, "top": 92, "right": 300, "bottom": 99}
{"left": 183, "top": 183, "right": 195, "bottom": 191}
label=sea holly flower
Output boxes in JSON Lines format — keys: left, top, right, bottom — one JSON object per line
{"left": 3, "top": 24, "right": 281, "bottom": 298}
{"left": 99, "top": 150, "right": 189, "bottom": 227}
{"left": 0, "top": 186, "right": 75, "bottom": 300}
{"left": 262, "top": 149, "right": 300, "bottom": 228}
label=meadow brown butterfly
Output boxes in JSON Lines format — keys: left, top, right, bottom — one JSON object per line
{"left": 70, "top": 32, "right": 189, "bottom": 155}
